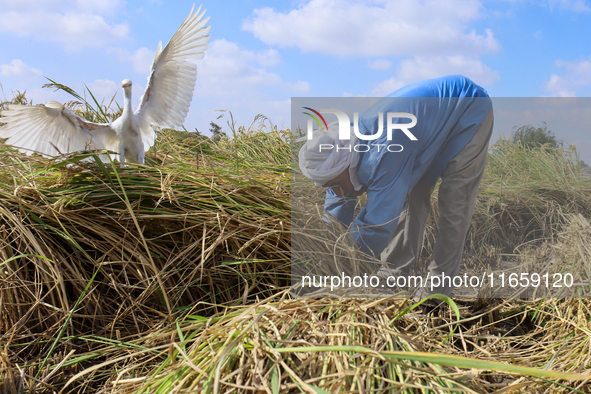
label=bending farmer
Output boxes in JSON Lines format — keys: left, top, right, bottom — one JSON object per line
{"left": 298, "top": 74, "right": 494, "bottom": 298}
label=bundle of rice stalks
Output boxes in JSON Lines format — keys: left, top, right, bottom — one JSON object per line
{"left": 0, "top": 129, "right": 292, "bottom": 389}
{"left": 471, "top": 139, "right": 591, "bottom": 247}
{"left": 150, "top": 121, "right": 292, "bottom": 175}
{"left": 3, "top": 90, "right": 591, "bottom": 393}
{"left": 82, "top": 295, "right": 477, "bottom": 393}
{"left": 39, "top": 293, "right": 589, "bottom": 394}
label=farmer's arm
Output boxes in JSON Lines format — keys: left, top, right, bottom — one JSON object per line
{"left": 349, "top": 152, "right": 414, "bottom": 256}
{"left": 324, "top": 189, "right": 356, "bottom": 226}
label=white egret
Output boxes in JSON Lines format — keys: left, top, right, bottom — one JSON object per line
{"left": 0, "top": 5, "right": 210, "bottom": 164}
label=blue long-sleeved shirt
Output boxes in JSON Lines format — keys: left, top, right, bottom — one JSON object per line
{"left": 325, "top": 75, "right": 492, "bottom": 256}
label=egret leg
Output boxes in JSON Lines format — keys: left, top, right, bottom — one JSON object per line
{"left": 119, "top": 149, "right": 126, "bottom": 168}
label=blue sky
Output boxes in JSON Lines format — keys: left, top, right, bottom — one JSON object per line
{"left": 1, "top": 0, "right": 591, "bottom": 160}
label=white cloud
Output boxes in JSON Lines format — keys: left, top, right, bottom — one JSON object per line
{"left": 288, "top": 81, "right": 312, "bottom": 93}
{"left": 86, "top": 79, "right": 119, "bottom": 102}
{"left": 0, "top": 0, "right": 123, "bottom": 14}
{"left": 0, "top": 0, "right": 129, "bottom": 51}
{"left": 545, "top": 0, "right": 590, "bottom": 12}
{"left": 0, "top": 59, "right": 42, "bottom": 79}
{"left": 544, "top": 57, "right": 591, "bottom": 97}
{"left": 110, "top": 46, "right": 155, "bottom": 76}
{"left": 193, "top": 39, "right": 305, "bottom": 98}
{"left": 242, "top": 0, "right": 500, "bottom": 57}
{"left": 368, "top": 59, "right": 393, "bottom": 70}
{"left": 185, "top": 39, "right": 310, "bottom": 135}
{"left": 545, "top": 74, "right": 576, "bottom": 97}
{"left": 342, "top": 92, "right": 368, "bottom": 97}
{"left": 74, "top": 0, "right": 124, "bottom": 15}
{"left": 370, "top": 55, "right": 500, "bottom": 96}
{"left": 255, "top": 49, "right": 282, "bottom": 67}
{"left": 131, "top": 47, "right": 155, "bottom": 75}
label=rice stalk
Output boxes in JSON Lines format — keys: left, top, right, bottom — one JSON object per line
{"left": 2, "top": 87, "right": 591, "bottom": 392}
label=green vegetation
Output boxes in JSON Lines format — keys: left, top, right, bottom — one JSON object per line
{"left": 1, "top": 87, "right": 591, "bottom": 393}
{"left": 510, "top": 122, "right": 562, "bottom": 150}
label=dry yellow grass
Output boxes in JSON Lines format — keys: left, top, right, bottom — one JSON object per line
{"left": 2, "top": 94, "right": 591, "bottom": 392}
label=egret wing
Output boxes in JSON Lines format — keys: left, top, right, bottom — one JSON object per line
{"left": 135, "top": 4, "right": 210, "bottom": 150}
{"left": 0, "top": 102, "right": 116, "bottom": 157}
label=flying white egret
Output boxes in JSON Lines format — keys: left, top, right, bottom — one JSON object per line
{"left": 0, "top": 5, "right": 210, "bottom": 164}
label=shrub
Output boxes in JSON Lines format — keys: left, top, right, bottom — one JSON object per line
{"left": 510, "top": 122, "right": 562, "bottom": 149}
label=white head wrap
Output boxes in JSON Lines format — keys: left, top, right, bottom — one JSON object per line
{"left": 298, "top": 121, "right": 363, "bottom": 191}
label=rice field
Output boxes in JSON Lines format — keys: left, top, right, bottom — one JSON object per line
{"left": 2, "top": 93, "right": 591, "bottom": 393}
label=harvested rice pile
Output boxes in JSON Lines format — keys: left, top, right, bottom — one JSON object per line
{"left": 1, "top": 115, "right": 591, "bottom": 393}
{"left": 0, "top": 126, "right": 293, "bottom": 392}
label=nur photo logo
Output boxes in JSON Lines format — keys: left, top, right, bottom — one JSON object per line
{"left": 302, "top": 107, "right": 418, "bottom": 153}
